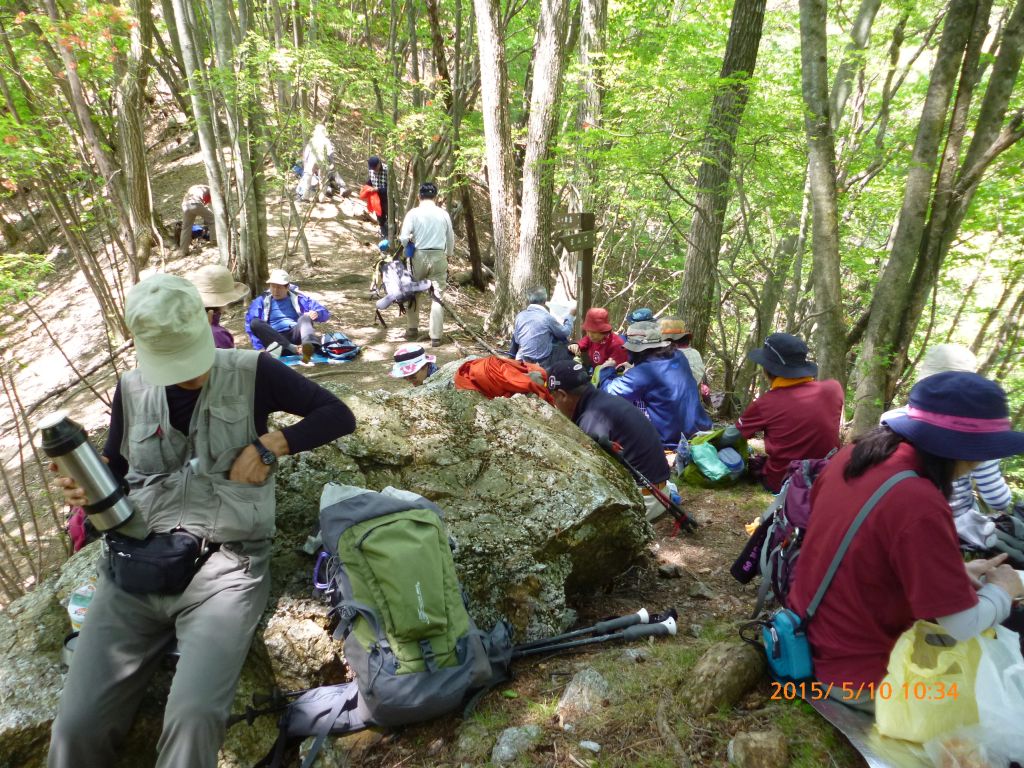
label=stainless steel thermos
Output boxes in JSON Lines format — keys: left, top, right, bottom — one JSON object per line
{"left": 39, "top": 411, "right": 138, "bottom": 534}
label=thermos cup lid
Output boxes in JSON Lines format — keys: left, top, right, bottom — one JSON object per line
{"left": 38, "top": 411, "right": 87, "bottom": 456}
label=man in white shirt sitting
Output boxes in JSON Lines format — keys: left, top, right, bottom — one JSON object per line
{"left": 399, "top": 182, "right": 455, "bottom": 347}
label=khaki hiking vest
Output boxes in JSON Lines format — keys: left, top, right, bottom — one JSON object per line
{"left": 119, "top": 349, "right": 275, "bottom": 543}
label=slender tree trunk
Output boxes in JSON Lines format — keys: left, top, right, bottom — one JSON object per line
{"left": 829, "top": 0, "right": 882, "bottom": 129}
{"left": 506, "top": 0, "right": 572, "bottom": 315}
{"left": 850, "top": 0, "right": 979, "bottom": 435}
{"left": 170, "top": 0, "right": 232, "bottom": 264}
{"left": 114, "top": 0, "right": 157, "bottom": 279}
{"left": 799, "top": 0, "right": 845, "bottom": 383}
{"left": 677, "top": 0, "right": 767, "bottom": 352}
{"left": 474, "top": 0, "right": 521, "bottom": 329}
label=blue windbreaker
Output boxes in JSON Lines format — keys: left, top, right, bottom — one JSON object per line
{"left": 597, "top": 350, "right": 711, "bottom": 446}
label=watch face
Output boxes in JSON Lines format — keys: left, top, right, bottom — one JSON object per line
{"left": 262, "top": 452, "right": 275, "bottom": 465}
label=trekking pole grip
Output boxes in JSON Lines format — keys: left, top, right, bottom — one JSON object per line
{"left": 621, "top": 617, "right": 677, "bottom": 641}
{"left": 594, "top": 608, "right": 649, "bottom": 634}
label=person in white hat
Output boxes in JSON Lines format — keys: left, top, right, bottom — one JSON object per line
{"left": 244, "top": 268, "right": 330, "bottom": 363}
{"left": 187, "top": 264, "right": 250, "bottom": 349}
{"left": 47, "top": 273, "right": 356, "bottom": 768}
{"left": 389, "top": 343, "right": 437, "bottom": 386}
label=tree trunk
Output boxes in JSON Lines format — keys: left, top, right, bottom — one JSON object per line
{"left": 114, "top": 0, "right": 157, "bottom": 279}
{"left": 849, "top": 0, "right": 978, "bottom": 435}
{"left": 829, "top": 0, "right": 882, "bottom": 130}
{"left": 474, "top": 0, "right": 521, "bottom": 329}
{"left": 505, "top": 0, "right": 572, "bottom": 316}
{"left": 799, "top": 0, "right": 845, "bottom": 383}
{"left": 169, "top": 0, "right": 232, "bottom": 264}
{"left": 677, "top": 0, "right": 767, "bottom": 352}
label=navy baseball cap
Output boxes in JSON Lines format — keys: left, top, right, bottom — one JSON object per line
{"left": 547, "top": 361, "right": 592, "bottom": 392}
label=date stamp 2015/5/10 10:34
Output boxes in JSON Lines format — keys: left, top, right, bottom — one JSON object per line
{"left": 770, "top": 680, "right": 959, "bottom": 702}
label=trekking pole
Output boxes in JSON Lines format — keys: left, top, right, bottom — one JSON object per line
{"left": 511, "top": 617, "right": 678, "bottom": 659}
{"left": 514, "top": 609, "right": 651, "bottom": 652}
{"left": 596, "top": 437, "right": 698, "bottom": 533}
{"left": 514, "top": 608, "right": 678, "bottom": 652}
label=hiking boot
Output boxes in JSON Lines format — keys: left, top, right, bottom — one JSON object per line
{"left": 405, "top": 327, "right": 419, "bottom": 341}
{"left": 430, "top": 338, "right": 443, "bottom": 348}
{"left": 301, "top": 342, "right": 314, "bottom": 364}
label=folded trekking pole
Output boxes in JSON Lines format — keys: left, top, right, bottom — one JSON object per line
{"left": 511, "top": 616, "right": 678, "bottom": 659}
{"left": 514, "top": 608, "right": 655, "bottom": 652}
{"left": 596, "top": 437, "right": 698, "bottom": 533}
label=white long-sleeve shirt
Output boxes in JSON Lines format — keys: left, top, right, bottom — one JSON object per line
{"left": 399, "top": 200, "right": 454, "bottom": 257}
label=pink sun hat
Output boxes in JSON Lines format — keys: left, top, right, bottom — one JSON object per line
{"left": 389, "top": 343, "right": 436, "bottom": 378}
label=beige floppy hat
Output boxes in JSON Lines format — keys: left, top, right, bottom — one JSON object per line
{"left": 188, "top": 264, "right": 249, "bottom": 307}
{"left": 126, "top": 273, "right": 215, "bottom": 387}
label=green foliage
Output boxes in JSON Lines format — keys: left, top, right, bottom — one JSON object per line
{"left": 0, "top": 251, "right": 51, "bottom": 309}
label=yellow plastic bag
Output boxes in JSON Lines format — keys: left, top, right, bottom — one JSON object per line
{"left": 875, "top": 621, "right": 981, "bottom": 743}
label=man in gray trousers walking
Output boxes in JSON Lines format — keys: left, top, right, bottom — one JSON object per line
{"left": 47, "top": 273, "right": 356, "bottom": 768}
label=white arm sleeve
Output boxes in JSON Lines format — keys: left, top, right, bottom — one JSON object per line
{"left": 935, "top": 583, "right": 1013, "bottom": 641}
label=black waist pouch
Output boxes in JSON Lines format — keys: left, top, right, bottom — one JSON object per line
{"left": 106, "top": 530, "right": 214, "bottom": 595}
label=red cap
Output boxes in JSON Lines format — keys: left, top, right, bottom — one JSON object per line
{"left": 581, "top": 307, "right": 612, "bottom": 333}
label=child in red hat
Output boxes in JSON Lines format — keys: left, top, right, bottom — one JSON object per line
{"left": 569, "top": 308, "right": 628, "bottom": 370}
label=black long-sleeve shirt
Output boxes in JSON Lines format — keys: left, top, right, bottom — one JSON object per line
{"left": 103, "top": 353, "right": 356, "bottom": 479}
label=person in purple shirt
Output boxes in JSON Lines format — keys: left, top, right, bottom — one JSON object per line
{"left": 188, "top": 264, "right": 250, "bottom": 349}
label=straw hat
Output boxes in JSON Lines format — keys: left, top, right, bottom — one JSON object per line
{"left": 126, "top": 274, "right": 214, "bottom": 386}
{"left": 188, "top": 264, "right": 249, "bottom": 307}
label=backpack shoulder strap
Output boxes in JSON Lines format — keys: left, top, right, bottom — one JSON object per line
{"left": 804, "top": 470, "right": 918, "bottom": 624}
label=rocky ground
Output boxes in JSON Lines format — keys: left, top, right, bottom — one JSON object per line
{"left": 0, "top": 119, "right": 866, "bottom": 766}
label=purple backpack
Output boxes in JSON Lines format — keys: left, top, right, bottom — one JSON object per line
{"left": 730, "top": 453, "right": 835, "bottom": 615}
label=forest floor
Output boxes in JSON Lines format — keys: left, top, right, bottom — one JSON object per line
{"left": 0, "top": 121, "right": 865, "bottom": 766}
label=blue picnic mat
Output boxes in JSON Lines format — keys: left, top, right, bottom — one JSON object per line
{"left": 280, "top": 350, "right": 360, "bottom": 366}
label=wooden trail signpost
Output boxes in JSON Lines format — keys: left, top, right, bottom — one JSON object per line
{"left": 555, "top": 212, "right": 596, "bottom": 333}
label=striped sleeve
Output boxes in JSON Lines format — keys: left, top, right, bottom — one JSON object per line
{"left": 973, "top": 460, "right": 1012, "bottom": 512}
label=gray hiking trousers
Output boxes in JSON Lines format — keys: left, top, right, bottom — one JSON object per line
{"left": 47, "top": 542, "right": 271, "bottom": 768}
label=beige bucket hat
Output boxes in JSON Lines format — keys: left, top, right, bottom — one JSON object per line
{"left": 126, "top": 274, "right": 214, "bottom": 386}
{"left": 188, "top": 264, "right": 249, "bottom": 307}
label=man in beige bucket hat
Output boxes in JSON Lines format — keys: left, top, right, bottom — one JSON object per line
{"left": 188, "top": 264, "right": 250, "bottom": 349}
{"left": 47, "top": 273, "right": 356, "bottom": 768}
{"left": 244, "top": 268, "right": 331, "bottom": 363}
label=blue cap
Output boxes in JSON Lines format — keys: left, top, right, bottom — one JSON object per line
{"left": 378, "top": 239, "right": 390, "bottom": 252}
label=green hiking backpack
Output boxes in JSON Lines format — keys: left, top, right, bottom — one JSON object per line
{"left": 318, "top": 484, "right": 512, "bottom": 727}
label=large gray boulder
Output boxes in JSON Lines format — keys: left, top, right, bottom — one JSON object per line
{"left": 0, "top": 378, "right": 651, "bottom": 767}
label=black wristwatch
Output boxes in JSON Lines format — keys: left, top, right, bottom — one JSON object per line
{"left": 251, "top": 439, "right": 277, "bottom": 466}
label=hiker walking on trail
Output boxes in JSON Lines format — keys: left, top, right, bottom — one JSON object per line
{"left": 736, "top": 333, "right": 843, "bottom": 493}
{"left": 188, "top": 264, "right": 249, "bottom": 350}
{"left": 178, "top": 184, "right": 215, "bottom": 256}
{"left": 296, "top": 124, "right": 338, "bottom": 201}
{"left": 368, "top": 155, "right": 389, "bottom": 238}
{"left": 46, "top": 273, "right": 356, "bottom": 768}
{"left": 389, "top": 343, "right": 437, "bottom": 386}
{"left": 548, "top": 360, "right": 675, "bottom": 521}
{"left": 399, "top": 182, "right": 454, "bottom": 347}
{"left": 509, "top": 287, "right": 575, "bottom": 370}
{"left": 597, "top": 321, "right": 711, "bottom": 447}
{"left": 245, "top": 269, "right": 330, "bottom": 363}
{"left": 568, "top": 307, "right": 628, "bottom": 370}
{"left": 788, "top": 372, "right": 1024, "bottom": 711}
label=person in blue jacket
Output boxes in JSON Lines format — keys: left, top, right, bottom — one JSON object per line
{"left": 597, "top": 320, "right": 711, "bottom": 447}
{"left": 245, "top": 268, "right": 330, "bottom": 363}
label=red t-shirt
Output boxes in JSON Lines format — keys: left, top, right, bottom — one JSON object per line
{"left": 578, "top": 333, "right": 628, "bottom": 367}
{"left": 736, "top": 379, "right": 844, "bottom": 492}
{"left": 788, "top": 443, "right": 978, "bottom": 687}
